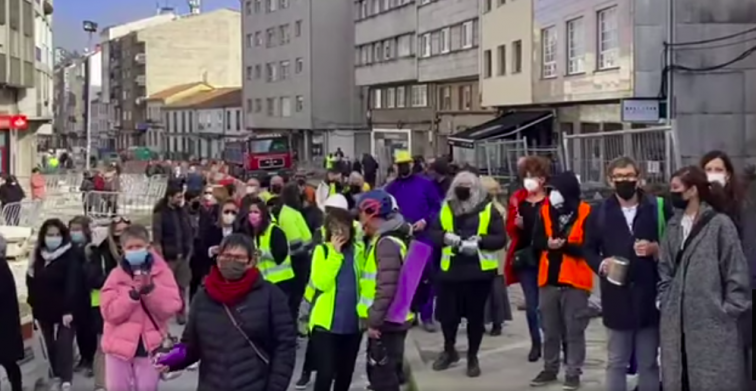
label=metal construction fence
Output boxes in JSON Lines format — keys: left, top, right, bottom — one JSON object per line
{"left": 562, "top": 125, "right": 682, "bottom": 189}
{"left": 1, "top": 175, "right": 168, "bottom": 228}
{"left": 478, "top": 138, "right": 563, "bottom": 183}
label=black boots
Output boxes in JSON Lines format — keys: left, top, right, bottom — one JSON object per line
{"left": 432, "top": 350, "right": 460, "bottom": 371}
{"left": 528, "top": 341, "right": 542, "bottom": 362}
{"left": 466, "top": 356, "right": 481, "bottom": 377}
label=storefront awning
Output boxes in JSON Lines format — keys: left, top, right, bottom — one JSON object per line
{"left": 448, "top": 111, "right": 553, "bottom": 149}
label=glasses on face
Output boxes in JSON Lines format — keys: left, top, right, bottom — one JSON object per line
{"left": 204, "top": 191, "right": 213, "bottom": 196}
{"left": 223, "top": 210, "right": 238, "bottom": 215}
{"left": 112, "top": 216, "right": 131, "bottom": 224}
{"left": 611, "top": 174, "right": 638, "bottom": 182}
{"left": 217, "top": 254, "right": 249, "bottom": 263}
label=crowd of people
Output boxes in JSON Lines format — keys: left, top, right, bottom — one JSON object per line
{"left": 0, "top": 148, "right": 752, "bottom": 391}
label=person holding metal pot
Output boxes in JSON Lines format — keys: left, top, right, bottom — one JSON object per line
{"left": 584, "top": 156, "right": 673, "bottom": 391}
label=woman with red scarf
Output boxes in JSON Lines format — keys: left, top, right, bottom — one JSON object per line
{"left": 165, "top": 233, "right": 297, "bottom": 391}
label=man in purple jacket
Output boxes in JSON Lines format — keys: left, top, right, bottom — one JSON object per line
{"left": 385, "top": 150, "right": 442, "bottom": 331}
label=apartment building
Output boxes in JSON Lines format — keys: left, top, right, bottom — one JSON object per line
{"left": 144, "top": 81, "right": 214, "bottom": 153}
{"left": 0, "top": 0, "right": 55, "bottom": 174}
{"left": 243, "top": 0, "right": 365, "bottom": 160}
{"left": 161, "top": 88, "right": 243, "bottom": 159}
{"left": 481, "top": 0, "right": 756, "bottom": 169}
{"left": 52, "top": 49, "right": 101, "bottom": 152}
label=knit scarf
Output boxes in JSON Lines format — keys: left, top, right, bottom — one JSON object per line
{"left": 204, "top": 265, "right": 260, "bottom": 305}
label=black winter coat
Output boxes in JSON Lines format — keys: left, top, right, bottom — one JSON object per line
{"left": 83, "top": 240, "right": 120, "bottom": 331}
{"left": 26, "top": 245, "right": 81, "bottom": 324}
{"left": 176, "top": 279, "right": 297, "bottom": 391}
{"left": 429, "top": 197, "right": 507, "bottom": 281}
{"left": 0, "top": 256, "right": 24, "bottom": 362}
{"left": 584, "top": 194, "right": 673, "bottom": 330}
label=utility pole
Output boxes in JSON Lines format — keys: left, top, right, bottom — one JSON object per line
{"left": 665, "top": 0, "right": 680, "bottom": 168}
{"left": 83, "top": 20, "right": 98, "bottom": 168}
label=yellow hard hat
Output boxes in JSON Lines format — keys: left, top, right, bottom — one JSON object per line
{"left": 394, "top": 150, "right": 412, "bottom": 164}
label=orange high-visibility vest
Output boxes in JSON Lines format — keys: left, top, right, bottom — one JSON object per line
{"left": 538, "top": 201, "right": 593, "bottom": 292}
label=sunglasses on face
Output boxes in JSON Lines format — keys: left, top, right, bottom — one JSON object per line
{"left": 112, "top": 216, "right": 131, "bottom": 224}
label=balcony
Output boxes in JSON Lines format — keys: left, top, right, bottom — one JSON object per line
{"left": 355, "top": 57, "right": 417, "bottom": 86}
{"left": 134, "top": 53, "right": 146, "bottom": 64}
{"left": 136, "top": 75, "right": 146, "bottom": 86}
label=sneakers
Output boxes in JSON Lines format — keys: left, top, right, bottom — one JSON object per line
{"left": 176, "top": 313, "right": 187, "bottom": 325}
{"left": 61, "top": 382, "right": 72, "bottom": 391}
{"left": 466, "top": 356, "right": 481, "bottom": 378}
{"left": 563, "top": 375, "right": 580, "bottom": 390}
{"left": 187, "top": 361, "right": 200, "bottom": 371}
{"left": 294, "top": 371, "right": 311, "bottom": 390}
{"left": 422, "top": 322, "right": 438, "bottom": 333}
{"left": 431, "top": 350, "right": 460, "bottom": 371}
{"left": 48, "top": 378, "right": 61, "bottom": 391}
{"left": 489, "top": 324, "right": 502, "bottom": 336}
{"left": 529, "top": 371, "right": 558, "bottom": 387}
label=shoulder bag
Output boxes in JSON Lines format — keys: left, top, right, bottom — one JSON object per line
{"left": 140, "top": 300, "right": 177, "bottom": 356}
{"left": 223, "top": 304, "right": 270, "bottom": 365}
{"left": 512, "top": 208, "right": 541, "bottom": 270}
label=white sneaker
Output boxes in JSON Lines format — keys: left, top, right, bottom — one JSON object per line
{"left": 187, "top": 361, "right": 199, "bottom": 371}
{"left": 48, "top": 378, "right": 61, "bottom": 391}
{"left": 61, "top": 382, "right": 72, "bottom": 391}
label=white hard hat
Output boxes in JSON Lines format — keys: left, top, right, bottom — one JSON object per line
{"left": 324, "top": 194, "right": 348, "bottom": 210}
{"left": 389, "top": 194, "right": 399, "bottom": 211}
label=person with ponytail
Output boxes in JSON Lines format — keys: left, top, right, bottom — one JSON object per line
{"left": 657, "top": 165, "right": 751, "bottom": 391}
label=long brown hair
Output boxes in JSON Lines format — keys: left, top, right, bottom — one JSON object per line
{"left": 671, "top": 165, "right": 728, "bottom": 213}
{"left": 700, "top": 150, "right": 744, "bottom": 210}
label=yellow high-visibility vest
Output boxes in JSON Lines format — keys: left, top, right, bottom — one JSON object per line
{"left": 439, "top": 202, "right": 498, "bottom": 272}
{"left": 256, "top": 223, "right": 295, "bottom": 283}
{"left": 356, "top": 235, "right": 413, "bottom": 323}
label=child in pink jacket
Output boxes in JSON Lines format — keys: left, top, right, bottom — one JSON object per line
{"left": 100, "top": 224, "right": 182, "bottom": 391}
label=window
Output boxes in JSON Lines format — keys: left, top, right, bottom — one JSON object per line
{"left": 383, "top": 39, "right": 393, "bottom": 60}
{"left": 226, "top": 111, "right": 232, "bottom": 130}
{"left": 565, "top": 17, "right": 585, "bottom": 75}
{"left": 483, "top": 0, "right": 491, "bottom": 13}
{"left": 265, "top": 62, "right": 276, "bottom": 81}
{"left": 497, "top": 45, "right": 506, "bottom": 75}
{"left": 266, "top": 98, "right": 275, "bottom": 116}
{"left": 512, "top": 40, "right": 522, "bottom": 73}
{"left": 280, "top": 0, "right": 289, "bottom": 8}
{"left": 386, "top": 87, "right": 396, "bottom": 108}
{"left": 246, "top": 34, "right": 254, "bottom": 48}
{"left": 295, "top": 20, "right": 302, "bottom": 37}
{"left": 236, "top": 111, "right": 241, "bottom": 130}
{"left": 296, "top": 95, "right": 304, "bottom": 112}
{"left": 459, "top": 85, "right": 472, "bottom": 110}
{"left": 372, "top": 0, "right": 379, "bottom": 14}
{"left": 279, "top": 24, "right": 290, "bottom": 45}
{"left": 266, "top": 0, "right": 277, "bottom": 12}
{"left": 420, "top": 0, "right": 431, "bottom": 4}
{"left": 373, "top": 89, "right": 382, "bottom": 109}
{"left": 461, "top": 21, "right": 474, "bottom": 49}
{"left": 280, "top": 97, "right": 291, "bottom": 117}
{"left": 295, "top": 57, "right": 304, "bottom": 73}
{"left": 439, "top": 86, "right": 451, "bottom": 110}
{"left": 373, "top": 42, "right": 383, "bottom": 62}
{"left": 420, "top": 33, "right": 431, "bottom": 58}
{"left": 396, "top": 86, "right": 406, "bottom": 108}
{"left": 255, "top": 64, "right": 262, "bottom": 79}
{"left": 410, "top": 85, "right": 427, "bottom": 107}
{"left": 246, "top": 66, "right": 253, "bottom": 80}
{"left": 255, "top": 32, "right": 263, "bottom": 46}
{"left": 254, "top": 99, "right": 262, "bottom": 112}
{"left": 254, "top": 0, "right": 262, "bottom": 12}
{"left": 541, "top": 27, "right": 557, "bottom": 78}
{"left": 440, "top": 27, "right": 451, "bottom": 54}
{"left": 360, "top": 1, "right": 369, "bottom": 19}
{"left": 266, "top": 28, "right": 276, "bottom": 47}
{"left": 245, "top": 0, "right": 252, "bottom": 14}
{"left": 397, "top": 34, "right": 412, "bottom": 57}
{"left": 483, "top": 49, "right": 492, "bottom": 78}
{"left": 280, "top": 60, "right": 290, "bottom": 80}
{"left": 598, "top": 6, "right": 618, "bottom": 69}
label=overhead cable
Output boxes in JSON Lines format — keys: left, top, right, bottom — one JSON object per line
{"left": 667, "top": 26, "right": 756, "bottom": 47}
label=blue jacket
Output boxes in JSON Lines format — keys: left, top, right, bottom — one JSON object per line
{"left": 584, "top": 193, "right": 672, "bottom": 330}
{"left": 385, "top": 174, "right": 442, "bottom": 240}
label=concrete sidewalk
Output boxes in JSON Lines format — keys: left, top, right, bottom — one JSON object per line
{"left": 405, "top": 290, "right": 612, "bottom": 391}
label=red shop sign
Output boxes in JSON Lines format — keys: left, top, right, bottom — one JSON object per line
{"left": 0, "top": 115, "right": 28, "bottom": 130}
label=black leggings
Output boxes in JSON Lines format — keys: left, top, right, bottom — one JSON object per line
{"left": 436, "top": 279, "right": 492, "bottom": 357}
{"left": 75, "top": 311, "right": 97, "bottom": 365}
{"left": 1, "top": 360, "right": 22, "bottom": 391}
{"left": 311, "top": 329, "right": 362, "bottom": 391}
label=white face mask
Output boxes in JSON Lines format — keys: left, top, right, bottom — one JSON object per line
{"left": 523, "top": 178, "right": 540, "bottom": 192}
{"left": 203, "top": 194, "right": 214, "bottom": 202}
{"left": 549, "top": 190, "right": 564, "bottom": 207}
{"left": 246, "top": 186, "right": 258, "bottom": 195}
{"left": 222, "top": 213, "right": 236, "bottom": 226}
{"left": 706, "top": 172, "right": 727, "bottom": 186}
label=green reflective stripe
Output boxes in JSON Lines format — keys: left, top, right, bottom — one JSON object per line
{"left": 260, "top": 250, "right": 273, "bottom": 260}
{"left": 259, "top": 262, "right": 293, "bottom": 275}
{"left": 479, "top": 252, "right": 498, "bottom": 260}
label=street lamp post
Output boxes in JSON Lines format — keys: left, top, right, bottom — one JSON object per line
{"left": 82, "top": 20, "right": 98, "bottom": 168}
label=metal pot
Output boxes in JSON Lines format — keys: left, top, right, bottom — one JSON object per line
{"left": 606, "top": 256, "right": 630, "bottom": 286}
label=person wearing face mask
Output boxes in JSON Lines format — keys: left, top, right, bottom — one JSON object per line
{"left": 236, "top": 198, "right": 296, "bottom": 292}
{"left": 700, "top": 151, "right": 755, "bottom": 378}
{"left": 0, "top": 174, "right": 25, "bottom": 225}
{"left": 583, "top": 157, "right": 673, "bottom": 391}
{"left": 385, "top": 150, "right": 442, "bottom": 330}
{"left": 344, "top": 171, "right": 370, "bottom": 209}
{"left": 428, "top": 171, "right": 507, "bottom": 377}
{"left": 191, "top": 199, "right": 240, "bottom": 302}
{"left": 86, "top": 216, "right": 130, "bottom": 391}
{"left": 504, "top": 156, "right": 550, "bottom": 361}
{"left": 159, "top": 234, "right": 297, "bottom": 391}
{"left": 152, "top": 184, "right": 193, "bottom": 325}
{"left": 100, "top": 224, "right": 182, "bottom": 391}
{"left": 67, "top": 216, "right": 98, "bottom": 378}
{"left": 656, "top": 166, "right": 751, "bottom": 391}
{"left": 528, "top": 171, "right": 592, "bottom": 390}
{"left": 26, "top": 218, "right": 80, "bottom": 391}
{"left": 316, "top": 167, "right": 346, "bottom": 209}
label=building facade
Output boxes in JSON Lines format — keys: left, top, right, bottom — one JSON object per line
{"left": 480, "top": 0, "right": 756, "bottom": 176}
{"left": 52, "top": 49, "right": 101, "bottom": 155}
{"left": 161, "top": 88, "right": 243, "bottom": 159}
{"left": 145, "top": 82, "right": 214, "bottom": 154}
{"left": 104, "top": 9, "right": 241, "bottom": 149}
{"left": 243, "top": 0, "right": 365, "bottom": 161}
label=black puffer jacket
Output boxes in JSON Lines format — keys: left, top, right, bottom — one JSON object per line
{"left": 176, "top": 278, "right": 297, "bottom": 391}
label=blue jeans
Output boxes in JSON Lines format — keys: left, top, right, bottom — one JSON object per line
{"left": 517, "top": 268, "right": 541, "bottom": 344}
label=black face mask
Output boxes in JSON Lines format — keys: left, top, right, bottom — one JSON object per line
{"left": 296, "top": 178, "right": 306, "bottom": 186}
{"left": 670, "top": 191, "right": 689, "bottom": 210}
{"left": 190, "top": 201, "right": 201, "bottom": 210}
{"left": 350, "top": 185, "right": 361, "bottom": 194}
{"left": 615, "top": 181, "right": 637, "bottom": 201}
{"left": 271, "top": 184, "right": 282, "bottom": 194}
{"left": 397, "top": 163, "right": 411, "bottom": 178}
{"left": 454, "top": 186, "right": 471, "bottom": 201}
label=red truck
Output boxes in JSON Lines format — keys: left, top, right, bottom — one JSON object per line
{"left": 222, "top": 133, "right": 294, "bottom": 178}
